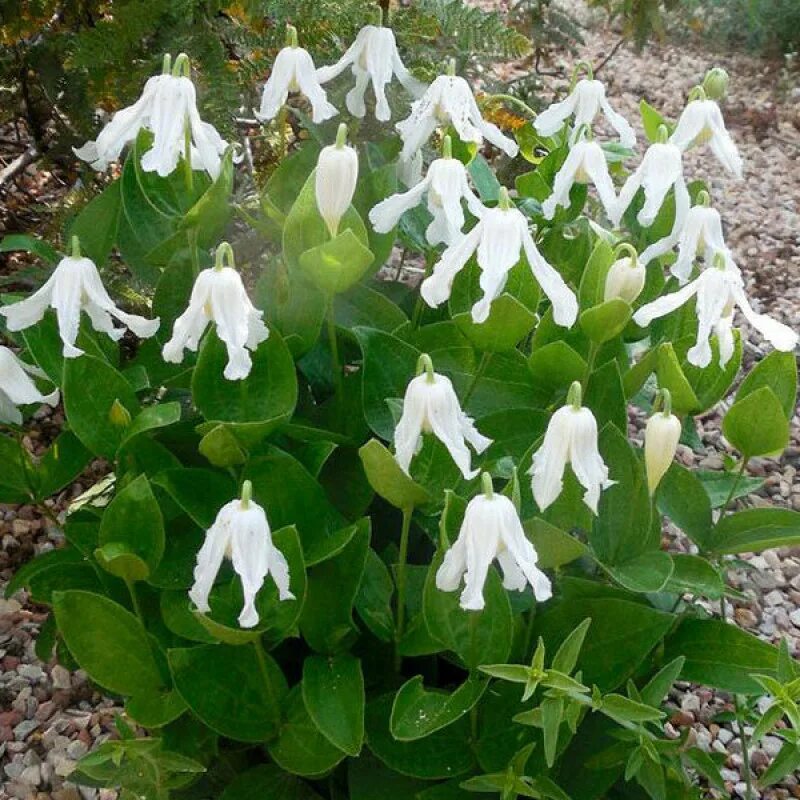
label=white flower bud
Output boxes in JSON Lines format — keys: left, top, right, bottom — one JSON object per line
{"left": 702, "top": 67, "right": 729, "bottom": 101}
{"left": 644, "top": 400, "right": 682, "bottom": 494}
{"left": 604, "top": 254, "right": 646, "bottom": 304}
{"left": 315, "top": 123, "right": 359, "bottom": 237}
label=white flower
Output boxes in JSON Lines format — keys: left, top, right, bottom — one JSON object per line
{"left": 603, "top": 246, "right": 646, "bottom": 304}
{"left": 633, "top": 252, "right": 798, "bottom": 368}
{"left": 436, "top": 475, "right": 552, "bottom": 611}
{"left": 162, "top": 243, "right": 268, "bottom": 381}
{"left": 670, "top": 95, "right": 742, "bottom": 178}
{"left": 541, "top": 136, "right": 617, "bottom": 222}
{"left": 75, "top": 54, "right": 230, "bottom": 179}
{"left": 189, "top": 481, "right": 294, "bottom": 629}
{"left": 394, "top": 354, "right": 491, "bottom": 480}
{"left": 0, "top": 244, "right": 159, "bottom": 358}
{"left": 0, "top": 346, "right": 59, "bottom": 425}
{"left": 638, "top": 192, "right": 727, "bottom": 275}
{"left": 256, "top": 27, "right": 337, "bottom": 124}
{"left": 369, "top": 137, "right": 485, "bottom": 246}
{"left": 397, "top": 149, "right": 423, "bottom": 188}
{"left": 420, "top": 189, "right": 578, "bottom": 326}
{"left": 534, "top": 76, "right": 636, "bottom": 149}
{"left": 316, "top": 24, "right": 425, "bottom": 121}
{"left": 315, "top": 124, "right": 359, "bottom": 238}
{"left": 395, "top": 71, "right": 519, "bottom": 163}
{"left": 529, "top": 382, "right": 614, "bottom": 514}
{"left": 644, "top": 391, "right": 681, "bottom": 494}
{"left": 614, "top": 140, "right": 689, "bottom": 231}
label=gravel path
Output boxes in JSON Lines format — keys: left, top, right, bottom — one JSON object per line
{"left": 1, "top": 4, "right": 799, "bottom": 798}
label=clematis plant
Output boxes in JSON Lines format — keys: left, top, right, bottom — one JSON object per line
{"left": 0, "top": 346, "right": 59, "bottom": 425}
{"left": 315, "top": 124, "right": 359, "bottom": 238}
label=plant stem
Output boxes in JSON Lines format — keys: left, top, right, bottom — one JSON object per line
{"left": 327, "top": 299, "right": 343, "bottom": 403}
{"left": 463, "top": 352, "right": 492, "bottom": 405}
{"left": 582, "top": 342, "right": 599, "bottom": 392}
{"left": 735, "top": 695, "right": 755, "bottom": 800}
{"left": 125, "top": 578, "right": 145, "bottom": 625}
{"left": 277, "top": 104, "right": 288, "bottom": 160}
{"left": 522, "top": 608, "right": 537, "bottom": 659}
{"left": 719, "top": 458, "right": 750, "bottom": 516}
{"left": 411, "top": 251, "right": 435, "bottom": 329}
{"left": 188, "top": 228, "right": 200, "bottom": 278}
{"left": 394, "top": 506, "right": 413, "bottom": 672}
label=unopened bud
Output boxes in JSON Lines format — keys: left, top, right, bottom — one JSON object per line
{"left": 702, "top": 67, "right": 729, "bottom": 101}
{"left": 315, "top": 126, "right": 358, "bottom": 238}
{"left": 109, "top": 398, "right": 132, "bottom": 428}
{"left": 644, "top": 407, "right": 681, "bottom": 494}
{"left": 604, "top": 252, "right": 645, "bottom": 304}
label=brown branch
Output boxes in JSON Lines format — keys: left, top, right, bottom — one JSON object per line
{"left": 0, "top": 145, "right": 39, "bottom": 188}
{"left": 592, "top": 36, "right": 627, "bottom": 78}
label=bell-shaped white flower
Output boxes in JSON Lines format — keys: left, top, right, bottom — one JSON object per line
{"left": 369, "top": 136, "right": 485, "bottom": 246}
{"left": 75, "top": 54, "right": 230, "bottom": 179}
{"left": 0, "top": 346, "right": 59, "bottom": 425}
{"left": 0, "top": 239, "right": 159, "bottom": 358}
{"left": 256, "top": 26, "right": 338, "bottom": 124}
{"left": 162, "top": 243, "right": 268, "bottom": 381}
{"left": 613, "top": 133, "right": 689, "bottom": 231}
{"left": 670, "top": 88, "right": 742, "bottom": 178}
{"left": 421, "top": 188, "right": 578, "bottom": 326}
{"left": 315, "top": 124, "right": 359, "bottom": 238}
{"left": 436, "top": 473, "right": 552, "bottom": 611}
{"left": 529, "top": 382, "right": 614, "bottom": 514}
{"left": 316, "top": 23, "right": 425, "bottom": 121}
{"left": 644, "top": 389, "right": 681, "bottom": 495}
{"left": 395, "top": 65, "right": 519, "bottom": 163}
{"left": 541, "top": 132, "right": 617, "bottom": 221}
{"left": 533, "top": 70, "right": 635, "bottom": 149}
{"left": 603, "top": 244, "right": 646, "bottom": 304}
{"left": 397, "top": 149, "right": 424, "bottom": 188}
{"left": 189, "top": 481, "right": 294, "bottom": 629}
{"left": 394, "top": 354, "right": 491, "bottom": 480}
{"left": 633, "top": 251, "right": 798, "bottom": 368}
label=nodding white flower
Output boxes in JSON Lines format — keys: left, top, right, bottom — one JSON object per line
{"left": 529, "top": 382, "right": 614, "bottom": 514}
{"left": 394, "top": 354, "right": 491, "bottom": 480}
{"left": 669, "top": 88, "right": 742, "bottom": 178}
{"left": 162, "top": 243, "right": 268, "bottom": 381}
{"left": 613, "top": 135, "right": 689, "bottom": 231}
{"left": 315, "top": 124, "right": 359, "bottom": 238}
{"left": 436, "top": 473, "right": 552, "bottom": 611}
{"left": 541, "top": 133, "right": 617, "bottom": 222}
{"left": 397, "top": 149, "right": 423, "bottom": 188}
{"left": 316, "top": 24, "right": 425, "bottom": 121}
{"left": 256, "top": 26, "right": 338, "bottom": 124}
{"left": 0, "top": 347, "right": 59, "bottom": 425}
{"left": 421, "top": 188, "right": 578, "bottom": 327}
{"left": 644, "top": 390, "right": 681, "bottom": 495}
{"left": 603, "top": 244, "right": 646, "bottom": 304}
{"left": 533, "top": 73, "right": 636, "bottom": 149}
{"left": 638, "top": 191, "right": 727, "bottom": 276}
{"left": 189, "top": 481, "right": 294, "bottom": 629}
{"left": 395, "top": 67, "right": 519, "bottom": 163}
{"left": 369, "top": 137, "right": 485, "bottom": 246}
{"left": 0, "top": 240, "right": 159, "bottom": 358}
{"left": 633, "top": 251, "right": 798, "bottom": 368}
{"left": 75, "top": 53, "right": 230, "bottom": 179}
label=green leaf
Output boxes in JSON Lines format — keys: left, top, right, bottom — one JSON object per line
{"left": 355, "top": 548, "right": 394, "bottom": 642}
{"left": 710, "top": 508, "right": 800, "bottom": 555}
{"left": 169, "top": 643, "right": 286, "bottom": 742}
{"left": 639, "top": 656, "right": 685, "bottom": 707}
{"left": 366, "top": 694, "right": 476, "bottom": 779}
{"left": 64, "top": 354, "right": 139, "bottom": 459}
{"left": 585, "top": 359, "right": 627, "bottom": 432}
{"left": 268, "top": 686, "right": 347, "bottom": 777}
{"left": 640, "top": 100, "right": 671, "bottom": 143}
{"left": 198, "top": 424, "right": 248, "bottom": 468}
{"left": 390, "top": 675, "right": 487, "bottom": 741}
{"left": 541, "top": 695, "right": 564, "bottom": 767}
{"left": 299, "top": 518, "right": 370, "bottom": 653}
{"left": 0, "top": 233, "right": 60, "bottom": 264}
{"left": 359, "top": 439, "right": 431, "bottom": 510}
{"left": 5, "top": 547, "right": 101, "bottom": 604}
{"left": 0, "top": 434, "right": 32, "bottom": 503}
{"left": 120, "top": 402, "right": 181, "bottom": 449}
{"left": 736, "top": 350, "right": 797, "bottom": 418}
{"left": 32, "top": 431, "right": 89, "bottom": 500}
{"left": 578, "top": 239, "right": 615, "bottom": 308}
{"left": 601, "top": 552, "right": 674, "bottom": 593}
{"left": 302, "top": 654, "right": 365, "bottom": 755}
{"left": 759, "top": 740, "right": 800, "bottom": 788}
{"left": 192, "top": 328, "right": 297, "bottom": 436}
{"left": 552, "top": 618, "right": 592, "bottom": 675}
{"left": 423, "top": 553, "right": 513, "bottom": 670}
{"left": 527, "top": 341, "right": 587, "bottom": 396}
{"left": 723, "top": 386, "right": 789, "bottom": 457}
{"left": 579, "top": 299, "right": 631, "bottom": 343}
{"left": 662, "top": 555, "right": 724, "bottom": 599}
{"left": 335, "top": 282, "right": 408, "bottom": 333}
{"left": 524, "top": 518, "right": 587, "bottom": 570}
{"left": 656, "top": 463, "right": 712, "bottom": 549}
{"left": 599, "top": 693, "right": 664, "bottom": 725}
{"left": 664, "top": 618, "right": 780, "bottom": 694}
{"left": 655, "top": 343, "right": 699, "bottom": 415}
{"left": 696, "top": 469, "right": 764, "bottom": 509}
{"left": 67, "top": 180, "right": 122, "bottom": 266}
{"left": 298, "top": 228, "right": 374, "bottom": 295}
{"left": 682, "top": 748, "right": 726, "bottom": 792}
{"left": 220, "top": 764, "right": 324, "bottom": 800}
{"left": 53, "top": 591, "right": 165, "bottom": 696}
{"left": 152, "top": 468, "right": 236, "bottom": 529}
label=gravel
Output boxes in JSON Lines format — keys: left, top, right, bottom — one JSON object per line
{"left": 2, "top": 3, "right": 799, "bottom": 797}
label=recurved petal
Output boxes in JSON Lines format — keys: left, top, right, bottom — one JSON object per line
{"left": 568, "top": 406, "right": 613, "bottom": 514}
{"left": 529, "top": 406, "right": 572, "bottom": 511}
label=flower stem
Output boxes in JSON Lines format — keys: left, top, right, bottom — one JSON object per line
{"left": 125, "top": 578, "right": 145, "bottom": 626}
{"left": 327, "top": 299, "right": 343, "bottom": 403}
{"left": 411, "top": 251, "right": 435, "bottom": 329}
{"left": 188, "top": 228, "right": 200, "bottom": 278}
{"left": 463, "top": 352, "right": 492, "bottom": 405}
{"left": 735, "top": 694, "right": 755, "bottom": 800}
{"left": 394, "top": 506, "right": 414, "bottom": 672}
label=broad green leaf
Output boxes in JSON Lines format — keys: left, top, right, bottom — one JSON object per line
{"left": 152, "top": 468, "right": 236, "bottom": 529}
{"left": 67, "top": 180, "right": 122, "bottom": 266}
{"left": 580, "top": 299, "right": 631, "bottom": 343}
{"left": 33, "top": 432, "right": 91, "bottom": 501}
{"left": 348, "top": 754, "right": 428, "bottom": 800}
{"left": 169, "top": 643, "right": 286, "bottom": 742}
{"left": 302, "top": 654, "right": 365, "bottom": 755}
{"left": 736, "top": 350, "right": 797, "bottom": 418}
{"left": 602, "top": 552, "right": 674, "bottom": 594}
{"left": 710, "top": 508, "right": 800, "bottom": 555}
{"left": 662, "top": 555, "right": 724, "bottom": 598}
{"left": 0, "top": 434, "right": 34, "bottom": 503}
{"left": 664, "top": 618, "right": 780, "bottom": 694}
{"left": 390, "top": 675, "right": 487, "bottom": 741}
{"left": 524, "top": 518, "right": 587, "bottom": 570}
{"left": 359, "top": 439, "right": 432, "bottom": 510}
{"left": 527, "top": 341, "right": 587, "bottom": 396}
{"left": 354, "top": 548, "right": 394, "bottom": 642}
{"left": 585, "top": 359, "right": 627, "bottom": 432}
{"left": 0, "top": 233, "right": 60, "bottom": 264}
{"left": 268, "top": 686, "right": 347, "bottom": 777}
{"left": 696, "top": 469, "right": 764, "bottom": 509}
{"left": 723, "top": 386, "right": 789, "bottom": 457}
{"left": 656, "top": 463, "right": 712, "bottom": 548}
{"left": 656, "top": 343, "right": 699, "bottom": 415}
{"left": 335, "top": 282, "right": 407, "bottom": 333}
{"left": 5, "top": 547, "right": 102, "bottom": 604}
{"left": 639, "top": 656, "right": 685, "bottom": 707}
{"left": 119, "top": 402, "right": 181, "bottom": 449}
{"left": 220, "top": 764, "right": 324, "bottom": 800}
{"left": 640, "top": 99, "right": 671, "bottom": 142}
{"left": 298, "top": 228, "right": 374, "bottom": 295}
{"left": 599, "top": 693, "right": 664, "bottom": 725}
{"left": 54, "top": 591, "right": 165, "bottom": 696}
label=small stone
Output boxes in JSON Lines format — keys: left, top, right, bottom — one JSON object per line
{"left": 51, "top": 665, "right": 72, "bottom": 690}
{"left": 19, "top": 764, "right": 42, "bottom": 786}
{"left": 66, "top": 739, "right": 88, "bottom": 760}
{"left": 13, "top": 719, "right": 39, "bottom": 740}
